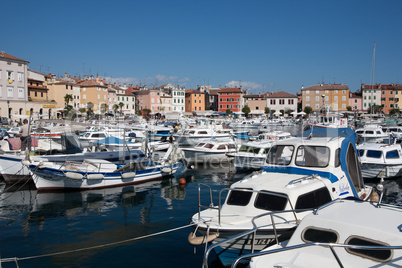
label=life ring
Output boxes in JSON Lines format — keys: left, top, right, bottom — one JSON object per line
{"left": 188, "top": 231, "right": 218, "bottom": 246}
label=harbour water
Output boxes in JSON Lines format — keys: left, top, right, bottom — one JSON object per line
{"left": 0, "top": 125, "right": 401, "bottom": 267}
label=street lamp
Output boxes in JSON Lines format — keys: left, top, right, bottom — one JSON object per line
{"left": 7, "top": 100, "right": 10, "bottom": 119}
{"left": 321, "top": 95, "right": 325, "bottom": 113}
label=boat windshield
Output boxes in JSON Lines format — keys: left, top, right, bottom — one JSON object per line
{"left": 295, "top": 146, "right": 330, "bottom": 168}
{"left": 267, "top": 145, "right": 294, "bottom": 165}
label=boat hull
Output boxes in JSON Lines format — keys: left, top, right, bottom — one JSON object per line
{"left": 30, "top": 162, "right": 180, "bottom": 191}
{"left": 360, "top": 163, "right": 402, "bottom": 179}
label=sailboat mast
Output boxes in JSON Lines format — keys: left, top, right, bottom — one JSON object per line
{"left": 371, "top": 42, "right": 376, "bottom": 115}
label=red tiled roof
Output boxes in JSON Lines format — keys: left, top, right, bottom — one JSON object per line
{"left": 185, "top": 89, "right": 204, "bottom": 94}
{"left": 28, "top": 85, "right": 48, "bottom": 90}
{"left": 265, "top": 91, "right": 297, "bottom": 98}
{"left": 208, "top": 89, "right": 220, "bottom": 95}
{"left": 78, "top": 80, "right": 107, "bottom": 87}
{"left": 0, "top": 51, "right": 29, "bottom": 63}
{"left": 302, "top": 84, "right": 349, "bottom": 90}
{"left": 218, "top": 88, "right": 243, "bottom": 93}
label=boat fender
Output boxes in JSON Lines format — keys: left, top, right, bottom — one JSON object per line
{"left": 121, "top": 172, "right": 136, "bottom": 179}
{"left": 162, "top": 167, "right": 172, "bottom": 173}
{"left": 65, "top": 172, "right": 84, "bottom": 180}
{"left": 87, "top": 174, "right": 104, "bottom": 180}
{"left": 188, "top": 232, "right": 218, "bottom": 246}
{"left": 21, "top": 160, "right": 31, "bottom": 166}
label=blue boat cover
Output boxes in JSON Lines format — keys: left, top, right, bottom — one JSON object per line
{"left": 92, "top": 136, "right": 134, "bottom": 145}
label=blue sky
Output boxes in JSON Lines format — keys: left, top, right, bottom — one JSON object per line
{"left": 2, "top": 0, "right": 401, "bottom": 94}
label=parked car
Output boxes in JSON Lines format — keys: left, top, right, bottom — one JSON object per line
{"left": 0, "top": 117, "right": 9, "bottom": 125}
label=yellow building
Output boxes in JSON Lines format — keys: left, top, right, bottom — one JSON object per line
{"left": 301, "top": 83, "right": 349, "bottom": 112}
{"left": 78, "top": 79, "right": 108, "bottom": 112}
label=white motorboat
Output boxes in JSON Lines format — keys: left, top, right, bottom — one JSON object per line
{"left": 189, "top": 128, "right": 373, "bottom": 266}
{"left": 25, "top": 144, "right": 182, "bottom": 191}
{"left": 310, "top": 112, "right": 348, "bottom": 128}
{"left": 355, "top": 124, "right": 388, "bottom": 144}
{"left": 180, "top": 140, "right": 237, "bottom": 166}
{"left": 230, "top": 140, "right": 275, "bottom": 170}
{"left": 235, "top": 199, "right": 402, "bottom": 268}
{"left": 357, "top": 142, "right": 402, "bottom": 179}
{"left": 173, "top": 128, "right": 232, "bottom": 146}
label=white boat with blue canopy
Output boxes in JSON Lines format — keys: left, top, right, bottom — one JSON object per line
{"left": 189, "top": 127, "right": 373, "bottom": 267}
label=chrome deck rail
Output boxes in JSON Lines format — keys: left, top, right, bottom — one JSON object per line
{"left": 202, "top": 207, "right": 314, "bottom": 268}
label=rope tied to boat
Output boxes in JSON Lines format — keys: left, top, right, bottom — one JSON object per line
{"left": 0, "top": 223, "right": 196, "bottom": 265}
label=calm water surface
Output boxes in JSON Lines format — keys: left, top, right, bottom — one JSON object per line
{"left": 0, "top": 125, "right": 401, "bottom": 268}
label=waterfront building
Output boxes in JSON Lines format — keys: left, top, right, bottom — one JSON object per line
{"left": 244, "top": 94, "right": 266, "bottom": 116}
{"left": 361, "top": 83, "right": 381, "bottom": 112}
{"left": 0, "top": 51, "right": 29, "bottom": 119}
{"left": 348, "top": 92, "right": 362, "bottom": 112}
{"left": 265, "top": 91, "right": 297, "bottom": 115}
{"left": 217, "top": 87, "right": 244, "bottom": 113}
{"left": 302, "top": 83, "right": 349, "bottom": 112}
{"left": 77, "top": 77, "right": 108, "bottom": 113}
{"left": 185, "top": 89, "right": 205, "bottom": 113}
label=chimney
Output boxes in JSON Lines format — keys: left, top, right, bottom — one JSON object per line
{"left": 0, "top": 51, "right": 4, "bottom": 57}
{"left": 219, "top": 85, "right": 221, "bottom": 89}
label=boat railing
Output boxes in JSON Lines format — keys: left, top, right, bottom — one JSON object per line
{"left": 202, "top": 207, "right": 314, "bottom": 268}
{"left": 196, "top": 185, "right": 300, "bottom": 227}
{"left": 231, "top": 242, "right": 402, "bottom": 268}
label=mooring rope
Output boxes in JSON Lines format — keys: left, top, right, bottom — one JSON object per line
{"left": 0, "top": 223, "right": 195, "bottom": 264}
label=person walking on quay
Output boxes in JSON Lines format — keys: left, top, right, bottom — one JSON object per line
{"left": 19, "top": 119, "right": 31, "bottom": 153}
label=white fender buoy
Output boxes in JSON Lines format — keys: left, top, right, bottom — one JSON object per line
{"left": 65, "top": 172, "right": 84, "bottom": 180}
{"left": 121, "top": 172, "right": 136, "bottom": 179}
{"left": 87, "top": 174, "right": 104, "bottom": 180}
{"left": 187, "top": 232, "right": 218, "bottom": 246}
{"left": 162, "top": 167, "right": 172, "bottom": 173}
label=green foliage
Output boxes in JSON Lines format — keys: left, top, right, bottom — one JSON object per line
{"left": 226, "top": 109, "right": 233, "bottom": 115}
{"left": 242, "top": 105, "right": 251, "bottom": 115}
{"left": 304, "top": 106, "right": 313, "bottom": 115}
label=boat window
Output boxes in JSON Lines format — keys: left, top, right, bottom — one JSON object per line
{"left": 358, "top": 149, "right": 365, "bottom": 157}
{"left": 226, "top": 188, "right": 253, "bottom": 206}
{"left": 217, "top": 145, "right": 226, "bottom": 150}
{"left": 366, "top": 150, "right": 382, "bottom": 158}
{"left": 227, "top": 144, "right": 236, "bottom": 149}
{"left": 376, "top": 131, "right": 382, "bottom": 134}
{"left": 366, "top": 131, "right": 374, "bottom": 135}
{"left": 198, "top": 131, "right": 208, "bottom": 134}
{"left": 295, "top": 146, "right": 330, "bottom": 167}
{"left": 239, "top": 145, "right": 249, "bottom": 152}
{"left": 385, "top": 150, "right": 399, "bottom": 159}
{"left": 356, "top": 130, "right": 364, "bottom": 134}
{"left": 345, "top": 236, "right": 392, "bottom": 262}
{"left": 302, "top": 227, "right": 338, "bottom": 243}
{"left": 204, "top": 143, "right": 214, "bottom": 149}
{"left": 189, "top": 131, "right": 195, "bottom": 134}
{"left": 295, "top": 187, "right": 332, "bottom": 209}
{"left": 254, "top": 191, "right": 288, "bottom": 211}
{"left": 266, "top": 145, "right": 294, "bottom": 165}
{"left": 262, "top": 148, "right": 270, "bottom": 155}
{"left": 85, "top": 133, "right": 91, "bottom": 137}
{"left": 196, "top": 143, "right": 206, "bottom": 147}
{"left": 346, "top": 143, "right": 364, "bottom": 192}
{"left": 334, "top": 148, "right": 341, "bottom": 167}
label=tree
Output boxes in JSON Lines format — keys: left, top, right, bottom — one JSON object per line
{"left": 87, "top": 102, "right": 94, "bottom": 118}
{"left": 142, "top": 108, "right": 151, "bottom": 119}
{"left": 264, "top": 107, "right": 270, "bottom": 116}
{"left": 226, "top": 109, "right": 233, "bottom": 115}
{"left": 242, "top": 105, "right": 251, "bottom": 117}
{"left": 389, "top": 108, "right": 400, "bottom": 115}
{"left": 304, "top": 106, "right": 313, "bottom": 115}
{"left": 346, "top": 106, "right": 352, "bottom": 112}
{"left": 113, "top": 104, "right": 119, "bottom": 116}
{"left": 64, "top": 94, "right": 73, "bottom": 115}
{"left": 367, "top": 105, "right": 382, "bottom": 114}
{"left": 118, "top": 102, "right": 124, "bottom": 115}
{"left": 100, "top": 103, "right": 108, "bottom": 115}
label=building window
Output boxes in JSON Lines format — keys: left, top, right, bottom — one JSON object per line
{"left": 41, "top": 92, "right": 44, "bottom": 97}
{"left": 316, "top": 90, "right": 319, "bottom": 94}
{"left": 306, "top": 90, "right": 310, "bottom": 94}
{"left": 7, "top": 87, "right": 13, "bottom": 97}
{"left": 342, "top": 104, "right": 346, "bottom": 109}
{"left": 0, "top": 85, "right": 2, "bottom": 97}
{"left": 194, "top": 100, "right": 196, "bottom": 103}
{"left": 83, "top": 94, "right": 86, "bottom": 100}
{"left": 315, "top": 96, "right": 319, "bottom": 101}
{"left": 334, "top": 90, "right": 338, "bottom": 94}
{"left": 334, "top": 96, "right": 338, "bottom": 101}
{"left": 18, "top": 73, "right": 23, "bottom": 82}
{"left": 199, "top": 100, "right": 201, "bottom": 103}
{"left": 315, "top": 104, "right": 319, "bottom": 109}
{"left": 342, "top": 96, "right": 346, "bottom": 101}
{"left": 306, "top": 96, "right": 310, "bottom": 101}
{"left": 334, "top": 104, "right": 338, "bottom": 109}
{"left": 342, "top": 90, "right": 346, "bottom": 94}
{"left": 7, "top": 71, "right": 14, "bottom": 81}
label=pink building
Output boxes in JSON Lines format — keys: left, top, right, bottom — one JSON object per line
{"left": 349, "top": 92, "right": 362, "bottom": 112}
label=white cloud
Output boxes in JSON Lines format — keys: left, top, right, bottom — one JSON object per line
{"left": 224, "top": 80, "right": 267, "bottom": 93}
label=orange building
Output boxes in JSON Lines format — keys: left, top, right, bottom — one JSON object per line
{"left": 185, "top": 90, "right": 205, "bottom": 112}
